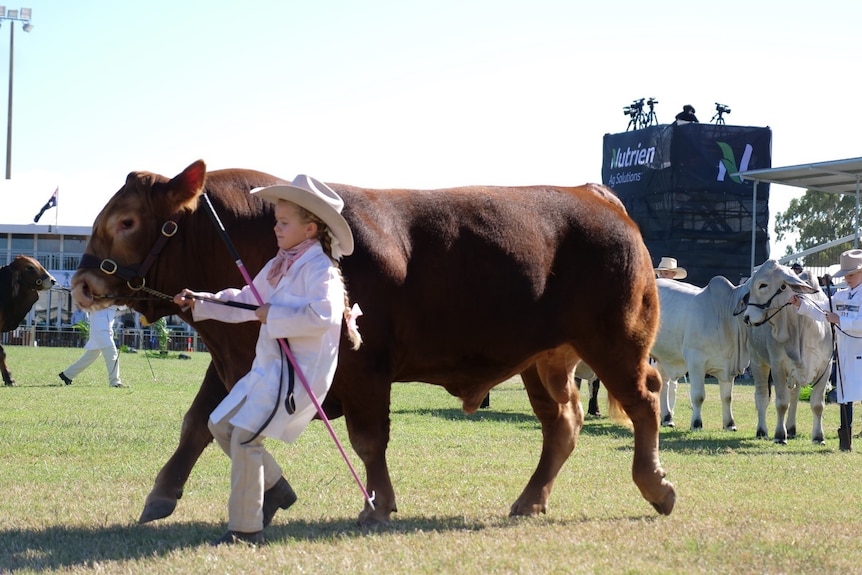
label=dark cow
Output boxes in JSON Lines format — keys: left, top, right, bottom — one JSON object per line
{"left": 0, "top": 256, "right": 56, "bottom": 385}
{"left": 70, "top": 160, "right": 675, "bottom": 524}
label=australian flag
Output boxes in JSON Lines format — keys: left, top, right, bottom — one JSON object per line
{"left": 33, "top": 187, "right": 58, "bottom": 223}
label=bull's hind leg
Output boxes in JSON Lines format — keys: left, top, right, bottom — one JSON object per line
{"left": 139, "top": 364, "right": 226, "bottom": 523}
{"left": 510, "top": 349, "right": 582, "bottom": 516}
{"left": 597, "top": 356, "right": 675, "bottom": 516}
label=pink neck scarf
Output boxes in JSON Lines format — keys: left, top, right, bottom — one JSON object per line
{"left": 266, "top": 238, "right": 318, "bottom": 287}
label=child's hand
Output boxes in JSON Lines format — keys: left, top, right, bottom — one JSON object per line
{"left": 255, "top": 303, "right": 270, "bottom": 324}
{"left": 173, "top": 289, "right": 198, "bottom": 310}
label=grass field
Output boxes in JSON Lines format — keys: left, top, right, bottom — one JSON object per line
{"left": 0, "top": 345, "right": 859, "bottom": 574}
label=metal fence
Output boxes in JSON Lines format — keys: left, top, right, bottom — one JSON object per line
{"left": 1, "top": 327, "right": 208, "bottom": 352}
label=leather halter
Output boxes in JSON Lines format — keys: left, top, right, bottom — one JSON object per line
{"left": 738, "top": 284, "right": 791, "bottom": 326}
{"left": 77, "top": 211, "right": 183, "bottom": 290}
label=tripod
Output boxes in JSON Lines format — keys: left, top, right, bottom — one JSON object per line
{"left": 711, "top": 103, "right": 731, "bottom": 125}
{"left": 643, "top": 98, "right": 658, "bottom": 127}
{"left": 624, "top": 98, "right": 647, "bottom": 132}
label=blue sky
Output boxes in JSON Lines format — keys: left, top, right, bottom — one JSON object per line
{"left": 2, "top": 0, "right": 860, "bottom": 256}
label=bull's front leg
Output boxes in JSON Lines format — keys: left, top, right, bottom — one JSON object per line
{"left": 751, "top": 361, "right": 772, "bottom": 439}
{"left": 510, "top": 360, "right": 580, "bottom": 517}
{"left": 772, "top": 373, "right": 792, "bottom": 444}
{"left": 0, "top": 345, "right": 14, "bottom": 386}
{"left": 717, "top": 378, "right": 737, "bottom": 431}
{"left": 139, "top": 364, "right": 226, "bottom": 523}
{"left": 336, "top": 374, "right": 397, "bottom": 525}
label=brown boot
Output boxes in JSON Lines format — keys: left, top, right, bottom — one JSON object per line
{"left": 838, "top": 427, "right": 852, "bottom": 452}
{"left": 262, "top": 476, "right": 297, "bottom": 528}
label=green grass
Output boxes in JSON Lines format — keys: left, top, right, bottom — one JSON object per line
{"left": 0, "top": 346, "right": 857, "bottom": 574}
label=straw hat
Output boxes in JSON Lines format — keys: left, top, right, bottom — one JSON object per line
{"left": 252, "top": 175, "right": 354, "bottom": 257}
{"left": 833, "top": 249, "right": 862, "bottom": 278}
{"left": 654, "top": 256, "right": 687, "bottom": 280}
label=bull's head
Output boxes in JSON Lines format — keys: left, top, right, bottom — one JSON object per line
{"left": 11, "top": 255, "right": 56, "bottom": 298}
{"left": 743, "top": 259, "right": 819, "bottom": 333}
{"left": 70, "top": 160, "right": 207, "bottom": 316}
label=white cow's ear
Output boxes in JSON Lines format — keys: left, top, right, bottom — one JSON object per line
{"left": 734, "top": 286, "right": 751, "bottom": 316}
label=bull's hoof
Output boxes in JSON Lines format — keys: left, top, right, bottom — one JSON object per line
{"left": 813, "top": 436, "right": 826, "bottom": 446}
{"left": 509, "top": 499, "right": 547, "bottom": 517}
{"left": 357, "top": 506, "right": 392, "bottom": 527}
{"left": 690, "top": 419, "right": 703, "bottom": 431}
{"left": 138, "top": 497, "right": 178, "bottom": 524}
{"left": 3, "top": 381, "right": 15, "bottom": 386}
{"left": 649, "top": 483, "right": 676, "bottom": 516}
{"left": 773, "top": 437, "right": 788, "bottom": 445}
{"left": 787, "top": 426, "right": 797, "bottom": 439}
{"left": 661, "top": 414, "right": 675, "bottom": 428}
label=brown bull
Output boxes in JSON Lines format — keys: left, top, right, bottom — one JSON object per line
{"left": 70, "top": 160, "right": 675, "bottom": 524}
{"left": 1, "top": 255, "right": 56, "bottom": 386}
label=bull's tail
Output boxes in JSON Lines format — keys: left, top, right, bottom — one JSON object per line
{"left": 607, "top": 395, "right": 634, "bottom": 430}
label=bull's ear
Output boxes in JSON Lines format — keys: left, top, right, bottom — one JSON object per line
{"left": 167, "top": 160, "right": 207, "bottom": 207}
{"left": 787, "top": 276, "right": 819, "bottom": 294}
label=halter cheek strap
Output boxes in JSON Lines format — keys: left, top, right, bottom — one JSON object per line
{"left": 77, "top": 213, "right": 183, "bottom": 290}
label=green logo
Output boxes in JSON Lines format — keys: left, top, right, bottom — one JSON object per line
{"left": 716, "top": 142, "right": 752, "bottom": 183}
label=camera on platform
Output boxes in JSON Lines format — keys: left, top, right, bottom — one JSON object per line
{"left": 715, "top": 103, "right": 731, "bottom": 115}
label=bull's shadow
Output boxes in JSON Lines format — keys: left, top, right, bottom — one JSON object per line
{"left": 4, "top": 513, "right": 661, "bottom": 572}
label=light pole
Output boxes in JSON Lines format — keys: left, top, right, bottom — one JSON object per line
{"left": 0, "top": 7, "right": 33, "bottom": 180}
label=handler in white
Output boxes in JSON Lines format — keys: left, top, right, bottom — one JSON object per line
{"left": 173, "top": 174, "right": 361, "bottom": 546}
{"left": 59, "top": 305, "right": 124, "bottom": 388}
{"left": 792, "top": 248, "right": 862, "bottom": 451}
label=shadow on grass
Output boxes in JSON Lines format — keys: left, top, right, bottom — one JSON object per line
{"left": 0, "top": 512, "right": 663, "bottom": 572}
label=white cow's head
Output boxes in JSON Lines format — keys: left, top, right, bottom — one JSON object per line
{"left": 743, "top": 260, "right": 819, "bottom": 337}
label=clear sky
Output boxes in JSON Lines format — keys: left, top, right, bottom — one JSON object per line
{"left": 1, "top": 0, "right": 859, "bottom": 257}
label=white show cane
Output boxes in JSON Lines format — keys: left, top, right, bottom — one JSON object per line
{"left": 200, "top": 193, "right": 375, "bottom": 510}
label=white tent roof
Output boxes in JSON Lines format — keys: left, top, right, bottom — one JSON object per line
{"left": 737, "top": 157, "right": 862, "bottom": 195}
{"left": 735, "top": 157, "right": 862, "bottom": 271}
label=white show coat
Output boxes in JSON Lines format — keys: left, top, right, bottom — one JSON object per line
{"left": 193, "top": 243, "right": 345, "bottom": 443}
{"left": 797, "top": 287, "right": 862, "bottom": 403}
{"left": 86, "top": 306, "right": 117, "bottom": 350}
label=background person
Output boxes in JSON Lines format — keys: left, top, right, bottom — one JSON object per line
{"left": 654, "top": 256, "right": 687, "bottom": 280}
{"left": 792, "top": 248, "right": 862, "bottom": 451}
{"left": 59, "top": 305, "right": 125, "bottom": 388}
{"left": 674, "top": 105, "right": 699, "bottom": 123}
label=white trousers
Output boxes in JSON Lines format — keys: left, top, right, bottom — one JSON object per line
{"left": 208, "top": 401, "right": 285, "bottom": 532}
{"left": 64, "top": 346, "right": 121, "bottom": 386}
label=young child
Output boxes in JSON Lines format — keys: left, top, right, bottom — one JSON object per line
{"left": 173, "top": 174, "right": 361, "bottom": 546}
{"left": 792, "top": 248, "right": 862, "bottom": 452}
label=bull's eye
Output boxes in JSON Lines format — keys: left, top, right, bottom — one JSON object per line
{"left": 780, "top": 284, "right": 787, "bottom": 291}
{"left": 121, "top": 219, "right": 134, "bottom": 230}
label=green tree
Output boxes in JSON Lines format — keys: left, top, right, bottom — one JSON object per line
{"left": 774, "top": 190, "right": 857, "bottom": 267}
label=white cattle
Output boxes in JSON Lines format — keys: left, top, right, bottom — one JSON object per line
{"left": 652, "top": 277, "right": 750, "bottom": 430}
{"left": 742, "top": 260, "right": 832, "bottom": 444}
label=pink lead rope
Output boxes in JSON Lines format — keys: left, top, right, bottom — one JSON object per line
{"left": 200, "top": 193, "right": 375, "bottom": 510}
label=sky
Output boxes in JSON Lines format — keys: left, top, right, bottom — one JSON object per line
{"left": 1, "top": 0, "right": 859, "bottom": 257}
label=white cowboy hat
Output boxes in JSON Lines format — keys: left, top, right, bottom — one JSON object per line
{"left": 654, "top": 256, "right": 687, "bottom": 280}
{"left": 833, "top": 249, "right": 862, "bottom": 278}
{"left": 252, "top": 175, "right": 354, "bottom": 257}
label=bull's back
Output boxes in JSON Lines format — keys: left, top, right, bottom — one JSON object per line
{"left": 334, "top": 183, "right": 656, "bottom": 381}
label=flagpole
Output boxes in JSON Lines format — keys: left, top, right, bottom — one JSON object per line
{"left": 54, "top": 186, "right": 58, "bottom": 228}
